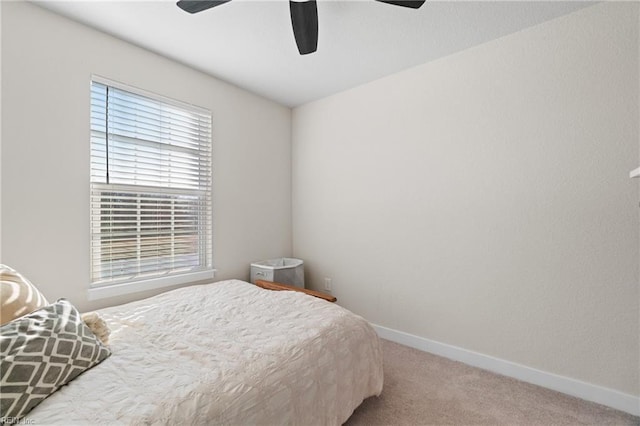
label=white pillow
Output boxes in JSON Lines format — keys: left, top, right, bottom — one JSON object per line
{"left": 81, "top": 312, "right": 111, "bottom": 345}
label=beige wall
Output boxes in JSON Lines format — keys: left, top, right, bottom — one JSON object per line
{"left": 0, "top": 1, "right": 292, "bottom": 311}
{"left": 0, "top": 0, "right": 3, "bottom": 264}
{"left": 293, "top": 2, "right": 639, "bottom": 396}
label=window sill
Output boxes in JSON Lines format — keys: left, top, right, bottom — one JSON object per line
{"left": 87, "top": 269, "right": 216, "bottom": 301}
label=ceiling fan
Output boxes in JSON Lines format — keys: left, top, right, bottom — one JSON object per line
{"left": 176, "top": 0, "right": 426, "bottom": 55}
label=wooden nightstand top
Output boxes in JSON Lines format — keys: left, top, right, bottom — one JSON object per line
{"left": 255, "top": 279, "right": 337, "bottom": 303}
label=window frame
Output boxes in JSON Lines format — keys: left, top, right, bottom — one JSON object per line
{"left": 88, "top": 75, "right": 215, "bottom": 301}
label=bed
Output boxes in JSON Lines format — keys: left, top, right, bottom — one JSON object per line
{"left": 21, "top": 279, "right": 383, "bottom": 424}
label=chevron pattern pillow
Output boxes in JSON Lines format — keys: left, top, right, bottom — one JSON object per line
{"left": 0, "top": 264, "right": 49, "bottom": 325}
{"left": 0, "top": 299, "right": 111, "bottom": 421}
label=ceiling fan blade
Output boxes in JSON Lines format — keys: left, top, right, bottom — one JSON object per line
{"left": 289, "top": 0, "right": 318, "bottom": 55}
{"left": 375, "top": 0, "right": 426, "bottom": 9}
{"left": 176, "top": 0, "right": 231, "bottom": 14}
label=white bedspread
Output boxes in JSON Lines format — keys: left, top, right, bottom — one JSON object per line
{"left": 28, "top": 280, "right": 383, "bottom": 425}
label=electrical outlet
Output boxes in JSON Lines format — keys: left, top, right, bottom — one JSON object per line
{"left": 323, "top": 277, "right": 332, "bottom": 293}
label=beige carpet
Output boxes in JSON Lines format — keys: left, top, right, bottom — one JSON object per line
{"left": 346, "top": 340, "right": 639, "bottom": 425}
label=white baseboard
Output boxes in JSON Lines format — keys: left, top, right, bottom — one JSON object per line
{"left": 372, "top": 324, "right": 640, "bottom": 417}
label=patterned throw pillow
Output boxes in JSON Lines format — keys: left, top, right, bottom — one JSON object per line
{"left": 0, "top": 299, "right": 111, "bottom": 421}
{"left": 0, "top": 265, "right": 49, "bottom": 325}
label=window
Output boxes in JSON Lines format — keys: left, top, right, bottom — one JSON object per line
{"left": 89, "top": 77, "right": 213, "bottom": 298}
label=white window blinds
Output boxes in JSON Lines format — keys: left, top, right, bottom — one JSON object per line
{"left": 90, "top": 78, "right": 213, "bottom": 288}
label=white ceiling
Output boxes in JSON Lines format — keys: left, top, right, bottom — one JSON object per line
{"left": 34, "top": 1, "right": 595, "bottom": 107}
